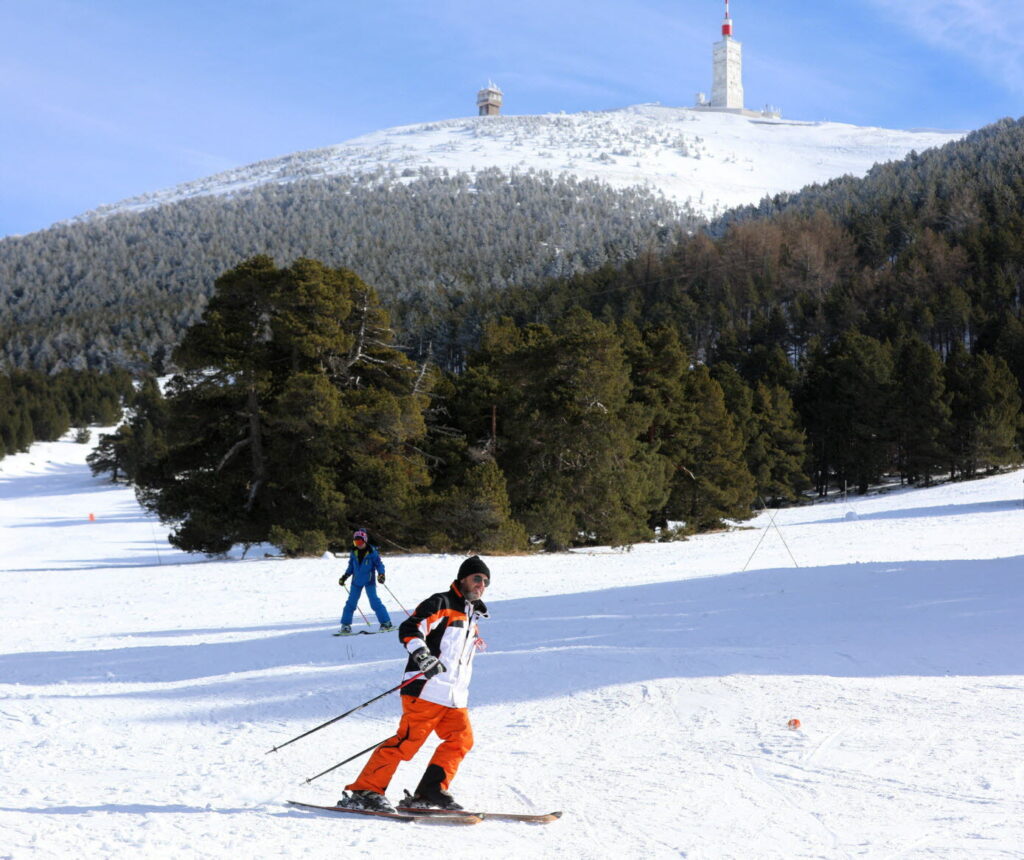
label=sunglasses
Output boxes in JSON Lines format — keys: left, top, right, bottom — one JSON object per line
{"left": 353, "top": 538, "right": 366, "bottom": 545}
{"left": 467, "top": 574, "right": 490, "bottom": 586}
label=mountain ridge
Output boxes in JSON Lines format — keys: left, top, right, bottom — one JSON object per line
{"left": 0, "top": 105, "right": 979, "bottom": 373}
{"left": 73, "top": 104, "right": 966, "bottom": 226}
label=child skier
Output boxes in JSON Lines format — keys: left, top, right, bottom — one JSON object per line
{"left": 337, "top": 529, "right": 393, "bottom": 634}
{"left": 336, "top": 555, "right": 491, "bottom": 812}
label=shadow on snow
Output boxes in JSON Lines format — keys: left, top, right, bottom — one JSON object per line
{"left": 2, "top": 555, "right": 1021, "bottom": 730}
{"left": 785, "top": 497, "right": 1024, "bottom": 526}
{"left": 0, "top": 463, "right": 115, "bottom": 500}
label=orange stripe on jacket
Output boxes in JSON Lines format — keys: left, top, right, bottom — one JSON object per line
{"left": 402, "top": 608, "right": 467, "bottom": 645}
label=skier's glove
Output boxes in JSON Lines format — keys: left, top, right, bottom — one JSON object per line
{"left": 412, "top": 648, "right": 446, "bottom": 679}
{"left": 339, "top": 574, "right": 350, "bottom": 587}
{"left": 377, "top": 573, "right": 386, "bottom": 584}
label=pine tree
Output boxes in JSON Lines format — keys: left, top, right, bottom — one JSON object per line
{"left": 422, "top": 459, "right": 528, "bottom": 552}
{"left": 973, "top": 354, "right": 1023, "bottom": 470}
{"left": 0, "top": 376, "right": 12, "bottom": 458}
{"left": 468, "top": 310, "right": 668, "bottom": 549}
{"left": 713, "top": 360, "right": 808, "bottom": 505}
{"left": 993, "top": 312, "right": 1024, "bottom": 395}
{"left": 620, "top": 323, "right": 696, "bottom": 529}
{"left": 15, "top": 402, "right": 33, "bottom": 451}
{"left": 747, "top": 382, "right": 809, "bottom": 503}
{"left": 678, "top": 366, "right": 756, "bottom": 529}
{"left": 797, "top": 332, "right": 894, "bottom": 495}
{"left": 944, "top": 344, "right": 1021, "bottom": 477}
{"left": 891, "top": 334, "right": 951, "bottom": 485}
{"left": 138, "top": 256, "right": 433, "bottom": 555}
{"left": 88, "top": 427, "right": 130, "bottom": 483}
{"left": 415, "top": 366, "right": 527, "bottom": 553}
{"left": 712, "top": 363, "right": 755, "bottom": 453}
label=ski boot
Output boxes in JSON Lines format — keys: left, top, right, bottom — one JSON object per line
{"left": 336, "top": 790, "right": 395, "bottom": 813}
{"left": 403, "top": 766, "right": 463, "bottom": 810}
{"left": 379, "top": 622, "right": 395, "bottom": 632}
{"left": 337, "top": 624, "right": 352, "bottom": 636}
{"left": 400, "top": 787, "right": 464, "bottom": 811}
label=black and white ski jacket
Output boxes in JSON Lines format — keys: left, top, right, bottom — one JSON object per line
{"left": 399, "top": 581, "right": 488, "bottom": 708}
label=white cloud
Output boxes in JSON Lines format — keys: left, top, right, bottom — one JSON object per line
{"left": 864, "top": 0, "right": 1024, "bottom": 94}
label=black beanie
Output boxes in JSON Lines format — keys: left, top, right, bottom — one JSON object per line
{"left": 457, "top": 555, "right": 490, "bottom": 581}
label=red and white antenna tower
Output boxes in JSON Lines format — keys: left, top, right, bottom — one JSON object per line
{"left": 722, "top": 0, "right": 734, "bottom": 37}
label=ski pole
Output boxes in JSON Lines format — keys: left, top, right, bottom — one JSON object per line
{"left": 303, "top": 736, "right": 392, "bottom": 785}
{"left": 264, "top": 672, "right": 424, "bottom": 755}
{"left": 381, "top": 581, "right": 410, "bottom": 617}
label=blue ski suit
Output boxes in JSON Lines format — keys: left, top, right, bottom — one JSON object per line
{"left": 341, "top": 545, "right": 391, "bottom": 626}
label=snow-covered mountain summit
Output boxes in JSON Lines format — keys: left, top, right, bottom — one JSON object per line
{"left": 83, "top": 105, "right": 966, "bottom": 222}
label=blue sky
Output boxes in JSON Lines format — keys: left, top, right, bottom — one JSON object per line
{"left": 1, "top": 0, "right": 1022, "bottom": 238}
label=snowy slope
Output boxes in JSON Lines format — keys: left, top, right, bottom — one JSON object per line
{"left": 78, "top": 105, "right": 966, "bottom": 224}
{"left": 2, "top": 434, "right": 1023, "bottom": 858}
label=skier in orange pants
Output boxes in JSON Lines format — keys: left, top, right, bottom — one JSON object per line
{"left": 339, "top": 556, "right": 490, "bottom": 813}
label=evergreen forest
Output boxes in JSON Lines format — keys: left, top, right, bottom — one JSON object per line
{"left": 0, "top": 369, "right": 132, "bottom": 459}
{"left": 6, "top": 116, "right": 1024, "bottom": 553}
{"left": 0, "top": 169, "right": 692, "bottom": 373}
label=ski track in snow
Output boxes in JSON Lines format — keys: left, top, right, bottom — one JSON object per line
{"left": 1, "top": 434, "right": 1023, "bottom": 858}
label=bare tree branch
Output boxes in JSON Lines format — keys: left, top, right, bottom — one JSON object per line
{"left": 217, "top": 437, "right": 251, "bottom": 473}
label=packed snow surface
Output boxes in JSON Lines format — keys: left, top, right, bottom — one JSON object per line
{"left": 79, "top": 105, "right": 966, "bottom": 223}
{"left": 2, "top": 434, "right": 1022, "bottom": 858}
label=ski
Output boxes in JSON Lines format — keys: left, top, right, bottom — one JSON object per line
{"left": 332, "top": 628, "right": 394, "bottom": 636}
{"left": 398, "top": 805, "right": 562, "bottom": 823}
{"left": 286, "top": 800, "right": 482, "bottom": 824}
